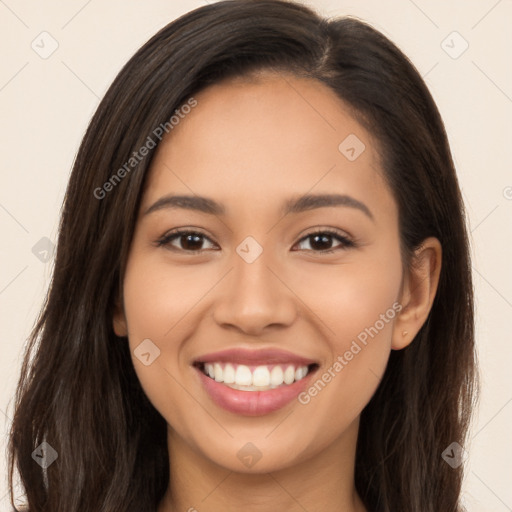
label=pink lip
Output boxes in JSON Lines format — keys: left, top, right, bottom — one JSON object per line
{"left": 195, "top": 368, "right": 317, "bottom": 416}
{"left": 193, "top": 348, "right": 319, "bottom": 416}
{"left": 194, "top": 347, "right": 317, "bottom": 366}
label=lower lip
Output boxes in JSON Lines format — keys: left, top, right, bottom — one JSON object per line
{"left": 195, "top": 366, "right": 316, "bottom": 416}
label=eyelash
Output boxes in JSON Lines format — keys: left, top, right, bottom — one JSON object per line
{"left": 155, "top": 228, "right": 355, "bottom": 254}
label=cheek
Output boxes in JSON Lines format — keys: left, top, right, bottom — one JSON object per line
{"left": 291, "top": 250, "right": 402, "bottom": 445}
{"left": 122, "top": 255, "right": 216, "bottom": 341}
{"left": 120, "top": 254, "right": 221, "bottom": 418}
{"left": 295, "top": 249, "right": 402, "bottom": 351}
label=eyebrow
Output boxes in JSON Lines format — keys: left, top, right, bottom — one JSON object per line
{"left": 144, "top": 193, "right": 374, "bottom": 220}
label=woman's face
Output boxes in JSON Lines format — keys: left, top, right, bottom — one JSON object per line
{"left": 114, "top": 72, "right": 405, "bottom": 473}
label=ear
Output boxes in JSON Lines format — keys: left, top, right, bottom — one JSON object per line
{"left": 112, "top": 295, "right": 128, "bottom": 337}
{"left": 392, "top": 237, "right": 442, "bottom": 350}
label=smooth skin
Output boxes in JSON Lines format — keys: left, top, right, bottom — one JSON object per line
{"left": 113, "top": 71, "right": 441, "bottom": 512}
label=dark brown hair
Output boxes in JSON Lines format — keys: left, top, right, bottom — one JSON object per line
{"left": 8, "top": 1, "right": 479, "bottom": 511}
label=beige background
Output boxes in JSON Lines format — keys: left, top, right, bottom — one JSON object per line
{"left": 1, "top": 0, "right": 511, "bottom": 510}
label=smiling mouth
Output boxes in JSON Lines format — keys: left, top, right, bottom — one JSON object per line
{"left": 194, "top": 362, "right": 319, "bottom": 391}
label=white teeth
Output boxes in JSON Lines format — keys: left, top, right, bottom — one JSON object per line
{"left": 201, "top": 362, "right": 311, "bottom": 390}
{"left": 284, "top": 365, "right": 295, "bottom": 385}
{"left": 252, "top": 366, "right": 270, "bottom": 387}
{"left": 295, "top": 366, "right": 307, "bottom": 381}
{"left": 270, "top": 366, "right": 284, "bottom": 387}
{"left": 214, "top": 363, "right": 223, "bottom": 382}
{"left": 235, "top": 365, "right": 252, "bottom": 386}
{"left": 223, "top": 363, "right": 235, "bottom": 384}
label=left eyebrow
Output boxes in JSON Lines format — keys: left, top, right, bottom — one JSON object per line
{"left": 144, "top": 193, "right": 374, "bottom": 221}
{"left": 282, "top": 193, "right": 374, "bottom": 220}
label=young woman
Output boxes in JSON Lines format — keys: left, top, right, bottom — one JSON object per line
{"left": 8, "top": 1, "right": 479, "bottom": 511}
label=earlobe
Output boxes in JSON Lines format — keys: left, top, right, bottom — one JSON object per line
{"left": 392, "top": 237, "right": 442, "bottom": 350}
{"left": 112, "top": 298, "right": 128, "bottom": 337}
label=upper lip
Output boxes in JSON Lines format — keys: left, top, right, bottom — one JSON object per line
{"left": 193, "top": 348, "right": 318, "bottom": 367}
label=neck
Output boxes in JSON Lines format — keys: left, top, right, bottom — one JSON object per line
{"left": 157, "top": 417, "right": 367, "bottom": 512}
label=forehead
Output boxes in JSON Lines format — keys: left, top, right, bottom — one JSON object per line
{"left": 141, "top": 72, "right": 395, "bottom": 220}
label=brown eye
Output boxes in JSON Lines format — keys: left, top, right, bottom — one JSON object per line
{"left": 157, "top": 230, "right": 216, "bottom": 252}
{"left": 294, "top": 230, "right": 354, "bottom": 253}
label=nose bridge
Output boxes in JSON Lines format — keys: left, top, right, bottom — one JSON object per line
{"left": 232, "top": 234, "right": 281, "bottom": 305}
{"left": 212, "top": 234, "right": 297, "bottom": 332}
{"left": 234, "top": 238, "right": 274, "bottom": 294}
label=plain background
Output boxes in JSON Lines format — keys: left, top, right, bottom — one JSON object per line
{"left": 1, "top": 0, "right": 511, "bottom": 510}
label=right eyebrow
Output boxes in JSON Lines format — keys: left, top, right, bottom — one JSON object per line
{"left": 144, "top": 194, "right": 225, "bottom": 216}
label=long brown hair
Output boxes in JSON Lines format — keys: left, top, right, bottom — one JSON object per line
{"left": 8, "top": 1, "right": 479, "bottom": 510}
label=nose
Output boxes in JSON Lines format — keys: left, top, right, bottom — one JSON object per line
{"left": 212, "top": 247, "right": 298, "bottom": 336}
